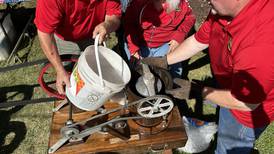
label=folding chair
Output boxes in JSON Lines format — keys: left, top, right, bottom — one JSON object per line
{"left": 0, "top": 0, "right": 34, "bottom": 64}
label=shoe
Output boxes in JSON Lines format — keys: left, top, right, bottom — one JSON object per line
{"left": 177, "top": 116, "right": 217, "bottom": 153}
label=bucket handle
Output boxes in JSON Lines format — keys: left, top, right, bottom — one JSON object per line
{"left": 94, "top": 34, "right": 106, "bottom": 87}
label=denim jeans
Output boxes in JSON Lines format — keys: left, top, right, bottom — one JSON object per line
{"left": 124, "top": 42, "right": 182, "bottom": 78}
{"left": 215, "top": 107, "right": 267, "bottom": 154}
{"left": 120, "top": 0, "right": 131, "bottom": 12}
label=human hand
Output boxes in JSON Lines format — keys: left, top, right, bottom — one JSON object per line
{"left": 130, "top": 51, "right": 141, "bottom": 66}
{"left": 132, "top": 51, "right": 141, "bottom": 59}
{"left": 93, "top": 22, "right": 108, "bottom": 44}
{"left": 140, "top": 56, "right": 168, "bottom": 70}
{"left": 165, "top": 78, "right": 203, "bottom": 100}
{"left": 168, "top": 40, "right": 179, "bottom": 53}
{"left": 56, "top": 69, "right": 71, "bottom": 94}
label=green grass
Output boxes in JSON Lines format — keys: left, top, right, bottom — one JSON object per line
{"left": 0, "top": 35, "right": 53, "bottom": 154}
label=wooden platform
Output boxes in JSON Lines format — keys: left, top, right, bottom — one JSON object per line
{"left": 48, "top": 101, "right": 187, "bottom": 154}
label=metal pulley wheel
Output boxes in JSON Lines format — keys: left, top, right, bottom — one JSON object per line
{"left": 137, "top": 95, "right": 173, "bottom": 118}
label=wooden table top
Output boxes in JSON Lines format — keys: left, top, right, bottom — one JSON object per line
{"left": 48, "top": 100, "right": 187, "bottom": 154}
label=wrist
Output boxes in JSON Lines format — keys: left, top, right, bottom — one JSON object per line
{"left": 202, "top": 86, "right": 212, "bottom": 99}
{"left": 55, "top": 64, "right": 66, "bottom": 73}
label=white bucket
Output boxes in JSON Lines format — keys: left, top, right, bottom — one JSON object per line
{"left": 66, "top": 35, "right": 131, "bottom": 111}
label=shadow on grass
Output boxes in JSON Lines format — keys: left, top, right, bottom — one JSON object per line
{"left": 0, "top": 84, "right": 34, "bottom": 154}
{"left": 0, "top": 107, "right": 26, "bottom": 154}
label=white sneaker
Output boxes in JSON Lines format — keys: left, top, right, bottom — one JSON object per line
{"left": 177, "top": 116, "right": 217, "bottom": 153}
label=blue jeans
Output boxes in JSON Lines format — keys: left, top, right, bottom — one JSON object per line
{"left": 215, "top": 107, "right": 267, "bottom": 154}
{"left": 124, "top": 42, "right": 182, "bottom": 78}
{"left": 120, "top": 0, "right": 130, "bottom": 12}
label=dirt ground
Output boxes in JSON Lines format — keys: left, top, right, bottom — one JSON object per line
{"left": 188, "top": 0, "right": 211, "bottom": 30}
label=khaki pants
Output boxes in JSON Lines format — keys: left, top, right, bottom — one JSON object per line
{"left": 54, "top": 35, "right": 94, "bottom": 55}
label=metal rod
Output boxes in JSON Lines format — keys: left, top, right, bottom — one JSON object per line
{"left": 65, "top": 98, "right": 74, "bottom": 126}
{"left": 68, "top": 100, "right": 73, "bottom": 121}
{"left": 6, "top": 14, "right": 34, "bottom": 64}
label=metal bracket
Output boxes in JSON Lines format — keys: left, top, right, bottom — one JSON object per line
{"left": 53, "top": 99, "right": 68, "bottom": 112}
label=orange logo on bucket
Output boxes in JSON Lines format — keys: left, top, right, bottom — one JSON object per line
{"left": 73, "top": 69, "right": 85, "bottom": 95}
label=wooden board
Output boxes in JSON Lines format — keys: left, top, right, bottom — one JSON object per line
{"left": 48, "top": 101, "right": 187, "bottom": 154}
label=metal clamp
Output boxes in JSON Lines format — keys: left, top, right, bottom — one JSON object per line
{"left": 52, "top": 99, "right": 68, "bottom": 112}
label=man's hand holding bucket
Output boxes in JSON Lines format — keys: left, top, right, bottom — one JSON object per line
{"left": 56, "top": 68, "right": 71, "bottom": 95}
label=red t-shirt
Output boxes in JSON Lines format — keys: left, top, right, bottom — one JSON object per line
{"left": 195, "top": 0, "right": 274, "bottom": 128}
{"left": 35, "top": 0, "right": 121, "bottom": 41}
{"left": 124, "top": 0, "right": 195, "bottom": 54}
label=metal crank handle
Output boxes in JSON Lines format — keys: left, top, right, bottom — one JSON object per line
{"left": 48, "top": 137, "right": 70, "bottom": 154}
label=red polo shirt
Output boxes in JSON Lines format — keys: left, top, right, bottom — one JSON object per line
{"left": 195, "top": 0, "right": 274, "bottom": 128}
{"left": 35, "top": 0, "right": 121, "bottom": 41}
{"left": 124, "top": 0, "right": 195, "bottom": 54}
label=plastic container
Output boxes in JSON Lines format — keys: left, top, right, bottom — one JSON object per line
{"left": 66, "top": 35, "right": 131, "bottom": 111}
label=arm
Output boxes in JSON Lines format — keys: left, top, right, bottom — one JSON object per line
{"left": 202, "top": 87, "right": 259, "bottom": 111}
{"left": 167, "top": 35, "right": 208, "bottom": 65}
{"left": 168, "top": 13, "right": 259, "bottom": 111}
{"left": 204, "top": 45, "right": 274, "bottom": 112}
{"left": 37, "top": 30, "right": 70, "bottom": 94}
{"left": 168, "top": 11, "right": 217, "bottom": 62}
{"left": 104, "top": 15, "right": 121, "bottom": 34}
{"left": 93, "top": 14, "right": 121, "bottom": 44}
{"left": 141, "top": 35, "right": 208, "bottom": 69}
{"left": 167, "top": 36, "right": 260, "bottom": 111}
{"left": 93, "top": 0, "right": 122, "bottom": 43}
{"left": 202, "top": 44, "right": 274, "bottom": 112}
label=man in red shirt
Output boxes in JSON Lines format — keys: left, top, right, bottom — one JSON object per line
{"left": 35, "top": 0, "right": 121, "bottom": 94}
{"left": 124, "top": 0, "right": 195, "bottom": 77}
{"left": 142, "top": 0, "right": 274, "bottom": 153}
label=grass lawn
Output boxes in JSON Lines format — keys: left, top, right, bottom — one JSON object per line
{"left": 0, "top": 1, "right": 273, "bottom": 154}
